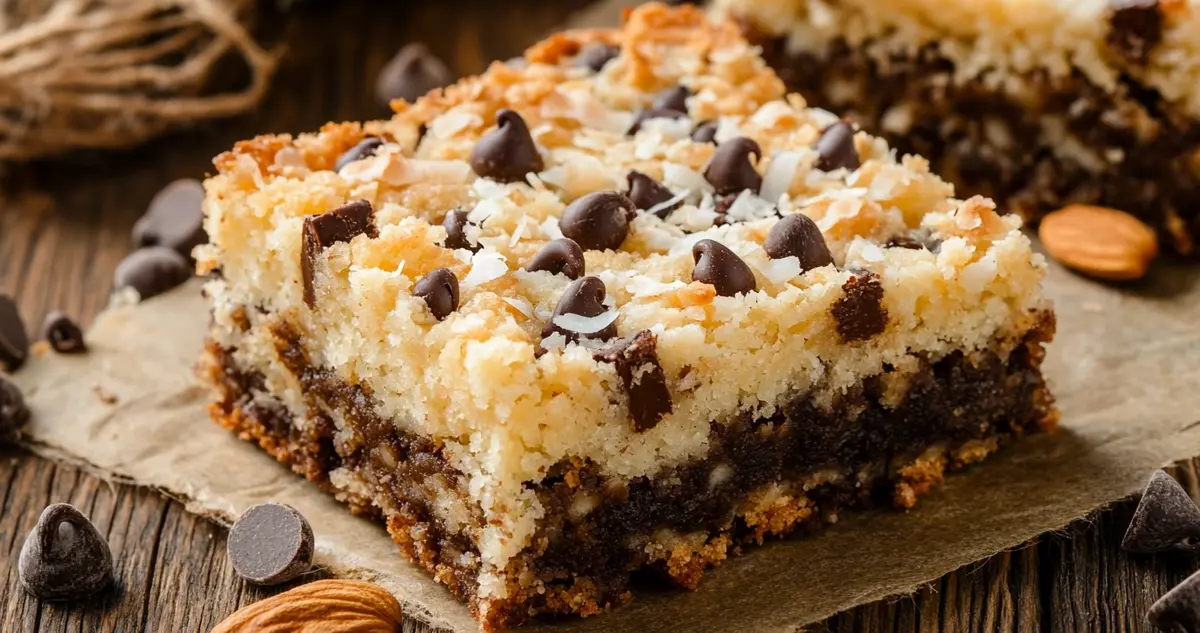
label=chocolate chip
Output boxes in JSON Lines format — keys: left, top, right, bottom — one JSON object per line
{"left": 815, "top": 121, "right": 861, "bottom": 172}
{"left": 626, "top": 108, "right": 687, "bottom": 135}
{"left": 559, "top": 191, "right": 636, "bottom": 252}
{"left": 526, "top": 238, "right": 586, "bottom": 279}
{"left": 227, "top": 503, "right": 314, "bottom": 586}
{"left": 885, "top": 234, "right": 927, "bottom": 250}
{"left": 625, "top": 171, "right": 680, "bottom": 217}
{"left": 1122, "top": 470, "right": 1200, "bottom": 553}
{"left": 301, "top": 200, "right": 378, "bottom": 307}
{"left": 543, "top": 276, "right": 617, "bottom": 344}
{"left": 132, "top": 179, "right": 206, "bottom": 259}
{"left": 652, "top": 85, "right": 691, "bottom": 113}
{"left": 703, "top": 137, "right": 762, "bottom": 195}
{"left": 692, "top": 239, "right": 757, "bottom": 297}
{"left": 575, "top": 42, "right": 619, "bottom": 72}
{"left": 18, "top": 503, "right": 112, "bottom": 600}
{"left": 375, "top": 42, "right": 455, "bottom": 106}
{"left": 764, "top": 214, "right": 834, "bottom": 271}
{"left": 832, "top": 272, "right": 887, "bottom": 342}
{"left": 594, "top": 330, "right": 672, "bottom": 432}
{"left": 1148, "top": 569, "right": 1200, "bottom": 632}
{"left": 113, "top": 247, "right": 192, "bottom": 301}
{"left": 1108, "top": 0, "right": 1162, "bottom": 65}
{"left": 413, "top": 268, "right": 460, "bottom": 321}
{"left": 334, "top": 136, "right": 385, "bottom": 172}
{"left": 0, "top": 375, "right": 29, "bottom": 439}
{"left": 691, "top": 121, "right": 718, "bottom": 144}
{"left": 469, "top": 109, "right": 544, "bottom": 183}
{"left": 0, "top": 295, "right": 28, "bottom": 371}
{"left": 441, "top": 208, "right": 479, "bottom": 252}
{"left": 42, "top": 312, "right": 85, "bottom": 354}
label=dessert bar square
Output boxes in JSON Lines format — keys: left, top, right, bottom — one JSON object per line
{"left": 197, "top": 4, "right": 1056, "bottom": 629}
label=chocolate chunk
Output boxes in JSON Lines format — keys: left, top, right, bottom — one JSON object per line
{"left": 375, "top": 42, "right": 455, "bottom": 106}
{"left": 18, "top": 503, "right": 113, "bottom": 600}
{"left": 815, "top": 121, "right": 861, "bottom": 172}
{"left": 703, "top": 137, "right": 762, "bottom": 195}
{"left": 526, "top": 238, "right": 586, "bottom": 279}
{"left": 42, "top": 312, "right": 85, "bottom": 354}
{"left": 626, "top": 108, "right": 687, "bottom": 136}
{"left": 1122, "top": 470, "right": 1200, "bottom": 553}
{"left": 692, "top": 239, "right": 757, "bottom": 297}
{"left": 132, "top": 179, "right": 207, "bottom": 259}
{"left": 1148, "top": 570, "right": 1200, "bottom": 633}
{"left": 832, "top": 272, "right": 887, "bottom": 342}
{"left": 625, "top": 171, "right": 680, "bottom": 217}
{"left": 559, "top": 191, "right": 636, "bottom": 252}
{"left": 542, "top": 276, "right": 617, "bottom": 344}
{"left": 469, "top": 109, "right": 544, "bottom": 183}
{"left": 441, "top": 208, "right": 479, "bottom": 251}
{"left": 334, "top": 136, "right": 385, "bottom": 172}
{"left": 691, "top": 121, "right": 718, "bottom": 144}
{"left": 651, "top": 85, "right": 690, "bottom": 113}
{"left": 228, "top": 503, "right": 314, "bottom": 586}
{"left": 575, "top": 42, "right": 619, "bottom": 72}
{"left": 413, "top": 268, "right": 460, "bottom": 321}
{"left": 763, "top": 213, "right": 834, "bottom": 271}
{"left": 113, "top": 247, "right": 191, "bottom": 301}
{"left": 0, "top": 375, "right": 29, "bottom": 439}
{"left": 0, "top": 295, "right": 28, "bottom": 371}
{"left": 885, "top": 235, "right": 926, "bottom": 250}
{"left": 301, "top": 200, "right": 378, "bottom": 307}
{"left": 594, "top": 330, "right": 672, "bottom": 432}
{"left": 1108, "top": 0, "right": 1163, "bottom": 65}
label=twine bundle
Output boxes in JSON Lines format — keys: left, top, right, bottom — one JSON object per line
{"left": 0, "top": 0, "right": 277, "bottom": 161}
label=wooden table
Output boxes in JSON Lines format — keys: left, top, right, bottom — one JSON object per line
{"left": 0, "top": 2, "right": 1194, "bottom": 630}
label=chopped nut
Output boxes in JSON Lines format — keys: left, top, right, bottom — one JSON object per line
{"left": 1038, "top": 204, "right": 1158, "bottom": 281}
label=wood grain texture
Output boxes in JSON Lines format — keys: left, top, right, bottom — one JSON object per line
{"left": 0, "top": 1, "right": 1194, "bottom": 631}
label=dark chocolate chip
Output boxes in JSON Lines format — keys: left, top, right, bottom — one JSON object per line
{"left": 0, "top": 375, "right": 29, "bottom": 439}
{"left": 526, "top": 238, "right": 586, "bottom": 279}
{"left": 441, "top": 208, "right": 479, "bottom": 252}
{"left": 1123, "top": 470, "right": 1200, "bottom": 553}
{"left": 626, "top": 108, "right": 687, "bottom": 136}
{"left": 703, "top": 137, "right": 762, "bottom": 195}
{"left": 334, "top": 136, "right": 385, "bottom": 172}
{"left": 1108, "top": 0, "right": 1163, "bottom": 65}
{"left": 227, "top": 503, "right": 314, "bottom": 586}
{"left": 18, "top": 503, "right": 112, "bottom": 600}
{"left": 413, "top": 268, "right": 460, "bottom": 321}
{"left": 691, "top": 121, "right": 718, "bottom": 144}
{"left": 885, "top": 234, "right": 927, "bottom": 250}
{"left": 1148, "top": 569, "right": 1200, "bottom": 633}
{"left": 542, "top": 276, "right": 617, "bottom": 344}
{"left": 651, "top": 85, "right": 690, "bottom": 113}
{"left": 575, "top": 42, "right": 619, "bottom": 72}
{"left": 764, "top": 214, "right": 834, "bottom": 271}
{"left": 692, "top": 239, "right": 757, "bottom": 297}
{"left": 625, "top": 171, "right": 680, "bottom": 217}
{"left": 0, "top": 295, "right": 28, "bottom": 371}
{"left": 469, "top": 109, "right": 544, "bottom": 183}
{"left": 113, "top": 247, "right": 192, "bottom": 301}
{"left": 559, "top": 191, "right": 636, "bottom": 252}
{"left": 301, "top": 200, "right": 378, "bottom": 307}
{"left": 375, "top": 42, "right": 455, "bottom": 106}
{"left": 42, "top": 312, "right": 85, "bottom": 354}
{"left": 131, "top": 179, "right": 207, "bottom": 259}
{"left": 832, "top": 272, "right": 887, "bottom": 342}
{"left": 815, "top": 121, "right": 861, "bottom": 172}
{"left": 594, "top": 330, "right": 672, "bottom": 432}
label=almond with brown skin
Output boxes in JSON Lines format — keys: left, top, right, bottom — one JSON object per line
{"left": 1038, "top": 204, "right": 1158, "bottom": 281}
{"left": 212, "top": 579, "right": 402, "bottom": 633}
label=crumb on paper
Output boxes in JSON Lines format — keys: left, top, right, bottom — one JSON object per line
{"left": 30, "top": 341, "right": 50, "bottom": 358}
{"left": 92, "top": 383, "right": 117, "bottom": 405}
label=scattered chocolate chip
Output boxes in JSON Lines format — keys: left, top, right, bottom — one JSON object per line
{"left": 1123, "top": 470, "right": 1200, "bottom": 553}
{"left": 692, "top": 239, "right": 757, "bottom": 297}
{"left": 227, "top": 503, "right": 314, "bottom": 586}
{"left": 626, "top": 108, "right": 687, "bottom": 135}
{"left": 764, "top": 214, "right": 834, "bottom": 271}
{"left": 559, "top": 191, "right": 636, "bottom": 252}
{"left": 18, "top": 503, "right": 112, "bottom": 600}
{"left": 113, "top": 247, "right": 192, "bottom": 301}
{"left": 691, "top": 121, "right": 718, "bottom": 144}
{"left": 543, "top": 276, "right": 617, "bottom": 344}
{"left": 131, "top": 179, "right": 206, "bottom": 260}
{"left": 594, "top": 330, "right": 672, "bottom": 432}
{"left": 885, "top": 235, "right": 926, "bottom": 250}
{"left": 0, "top": 295, "right": 28, "bottom": 372}
{"left": 334, "top": 136, "right": 385, "bottom": 172}
{"left": 300, "top": 200, "right": 378, "bottom": 306}
{"left": 441, "top": 208, "right": 479, "bottom": 251}
{"left": 1149, "top": 569, "right": 1200, "bottom": 632}
{"left": 815, "top": 121, "right": 861, "bottom": 172}
{"left": 1108, "top": 0, "right": 1163, "bottom": 65}
{"left": 575, "top": 42, "right": 619, "bottom": 72}
{"left": 375, "top": 42, "right": 455, "bottom": 106}
{"left": 703, "top": 137, "right": 762, "bottom": 195}
{"left": 413, "top": 268, "right": 460, "bottom": 321}
{"left": 469, "top": 109, "right": 544, "bottom": 183}
{"left": 42, "top": 312, "right": 85, "bottom": 354}
{"left": 526, "top": 238, "right": 586, "bottom": 279}
{"left": 832, "top": 272, "right": 887, "bottom": 342}
{"left": 0, "top": 375, "right": 29, "bottom": 439}
{"left": 625, "top": 171, "right": 680, "bottom": 217}
{"left": 651, "top": 85, "right": 690, "bottom": 113}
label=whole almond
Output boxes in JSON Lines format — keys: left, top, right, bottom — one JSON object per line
{"left": 212, "top": 579, "right": 402, "bottom": 633}
{"left": 1038, "top": 204, "right": 1158, "bottom": 280}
